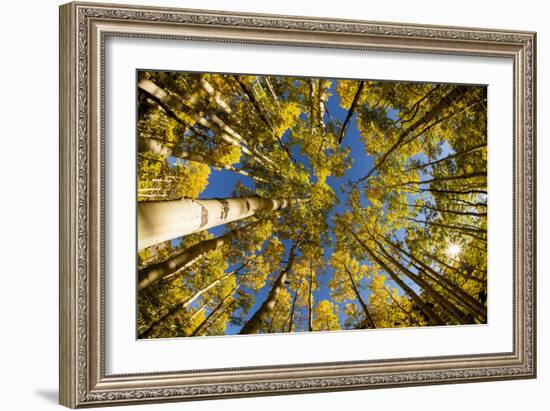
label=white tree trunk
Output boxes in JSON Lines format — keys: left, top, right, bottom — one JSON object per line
{"left": 139, "top": 79, "right": 253, "bottom": 153}
{"left": 239, "top": 243, "right": 298, "bottom": 334}
{"left": 138, "top": 223, "right": 255, "bottom": 290}
{"left": 264, "top": 77, "right": 280, "bottom": 107}
{"left": 139, "top": 77, "right": 281, "bottom": 170}
{"left": 199, "top": 77, "right": 232, "bottom": 114}
{"left": 138, "top": 196, "right": 303, "bottom": 250}
{"left": 139, "top": 269, "right": 237, "bottom": 338}
{"left": 138, "top": 138, "right": 268, "bottom": 183}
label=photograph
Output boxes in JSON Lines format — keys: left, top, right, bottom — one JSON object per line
{"left": 136, "top": 71, "right": 488, "bottom": 339}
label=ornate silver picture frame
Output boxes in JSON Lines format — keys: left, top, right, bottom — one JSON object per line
{"left": 59, "top": 1, "right": 536, "bottom": 407}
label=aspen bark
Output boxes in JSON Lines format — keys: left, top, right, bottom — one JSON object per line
{"left": 405, "top": 142, "right": 486, "bottom": 172}
{"left": 379, "top": 235, "right": 487, "bottom": 320}
{"left": 231, "top": 75, "right": 292, "bottom": 160}
{"left": 405, "top": 256, "right": 486, "bottom": 322}
{"left": 139, "top": 269, "right": 238, "bottom": 338}
{"left": 348, "top": 228, "right": 443, "bottom": 326}
{"left": 267, "top": 293, "right": 283, "bottom": 333}
{"left": 138, "top": 222, "right": 257, "bottom": 291}
{"left": 190, "top": 284, "right": 239, "bottom": 337}
{"left": 338, "top": 81, "right": 365, "bottom": 143}
{"left": 199, "top": 77, "right": 232, "bottom": 114}
{"left": 264, "top": 77, "right": 280, "bottom": 106}
{"left": 287, "top": 281, "right": 302, "bottom": 332}
{"left": 138, "top": 196, "right": 305, "bottom": 250}
{"left": 343, "top": 263, "right": 376, "bottom": 329}
{"left": 358, "top": 85, "right": 471, "bottom": 182}
{"left": 404, "top": 218, "right": 487, "bottom": 242}
{"left": 374, "top": 240, "right": 469, "bottom": 324}
{"left": 239, "top": 243, "right": 298, "bottom": 334}
{"left": 139, "top": 137, "right": 268, "bottom": 184}
{"left": 404, "top": 202, "right": 487, "bottom": 218}
{"left": 389, "top": 171, "right": 486, "bottom": 188}
{"left": 383, "top": 287, "right": 419, "bottom": 325}
{"left": 139, "top": 78, "right": 272, "bottom": 167}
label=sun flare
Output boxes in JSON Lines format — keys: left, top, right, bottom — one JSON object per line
{"left": 445, "top": 243, "right": 462, "bottom": 259}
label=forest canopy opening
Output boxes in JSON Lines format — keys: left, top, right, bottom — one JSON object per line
{"left": 136, "top": 70, "right": 487, "bottom": 339}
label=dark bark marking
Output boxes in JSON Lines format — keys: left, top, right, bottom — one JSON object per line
{"left": 219, "top": 199, "right": 230, "bottom": 220}
{"left": 200, "top": 206, "right": 209, "bottom": 228}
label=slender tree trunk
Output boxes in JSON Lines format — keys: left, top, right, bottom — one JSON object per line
{"left": 149, "top": 178, "right": 178, "bottom": 183}
{"left": 373, "top": 239, "right": 469, "bottom": 324}
{"left": 189, "top": 284, "right": 239, "bottom": 337}
{"left": 232, "top": 76, "right": 277, "bottom": 135}
{"left": 342, "top": 263, "right": 376, "bottom": 328}
{"left": 232, "top": 75, "right": 292, "bottom": 160}
{"left": 287, "top": 281, "right": 302, "bottom": 332}
{"left": 139, "top": 137, "right": 268, "bottom": 184}
{"left": 309, "top": 80, "right": 317, "bottom": 133}
{"left": 348, "top": 228, "right": 443, "bottom": 325}
{"left": 405, "top": 142, "right": 486, "bottom": 172}
{"left": 267, "top": 293, "right": 283, "bottom": 333}
{"left": 138, "top": 195, "right": 305, "bottom": 250}
{"left": 138, "top": 221, "right": 258, "bottom": 291}
{"left": 358, "top": 86, "right": 471, "bottom": 182}
{"left": 377, "top": 234, "right": 486, "bottom": 321}
{"left": 287, "top": 294, "right": 297, "bottom": 332}
{"left": 404, "top": 255, "right": 486, "bottom": 322}
{"left": 199, "top": 77, "right": 232, "bottom": 114}
{"left": 264, "top": 77, "right": 280, "bottom": 106}
{"left": 442, "top": 197, "right": 487, "bottom": 208}
{"left": 139, "top": 267, "right": 242, "bottom": 338}
{"left": 188, "top": 305, "right": 205, "bottom": 322}
{"left": 239, "top": 243, "right": 299, "bottom": 334}
{"left": 417, "top": 188, "right": 487, "bottom": 196}
{"left": 338, "top": 81, "right": 365, "bottom": 143}
{"left": 404, "top": 202, "right": 487, "bottom": 217}
{"left": 417, "top": 245, "right": 486, "bottom": 284}
{"left": 318, "top": 80, "right": 330, "bottom": 130}
{"left": 400, "top": 84, "right": 441, "bottom": 124}
{"left": 282, "top": 312, "right": 291, "bottom": 334}
{"left": 251, "top": 77, "right": 267, "bottom": 100}
{"left": 139, "top": 78, "right": 272, "bottom": 167}
{"left": 383, "top": 287, "right": 419, "bottom": 325}
{"left": 314, "top": 79, "right": 322, "bottom": 128}
{"left": 139, "top": 93, "right": 212, "bottom": 142}
{"left": 388, "top": 171, "right": 486, "bottom": 188}
{"left": 405, "top": 218, "right": 487, "bottom": 242}
{"left": 307, "top": 78, "right": 324, "bottom": 139}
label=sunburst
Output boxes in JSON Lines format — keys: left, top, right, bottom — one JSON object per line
{"left": 445, "top": 242, "right": 462, "bottom": 259}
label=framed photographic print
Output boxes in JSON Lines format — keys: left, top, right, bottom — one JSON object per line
{"left": 59, "top": 1, "right": 536, "bottom": 408}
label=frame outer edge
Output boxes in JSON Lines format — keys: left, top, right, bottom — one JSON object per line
{"left": 532, "top": 33, "right": 538, "bottom": 378}
{"left": 58, "top": 1, "right": 536, "bottom": 407}
{"left": 529, "top": 31, "right": 537, "bottom": 379}
{"left": 60, "top": 2, "right": 79, "bottom": 409}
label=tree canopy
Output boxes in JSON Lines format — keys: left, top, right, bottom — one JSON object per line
{"left": 136, "top": 71, "right": 487, "bottom": 338}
